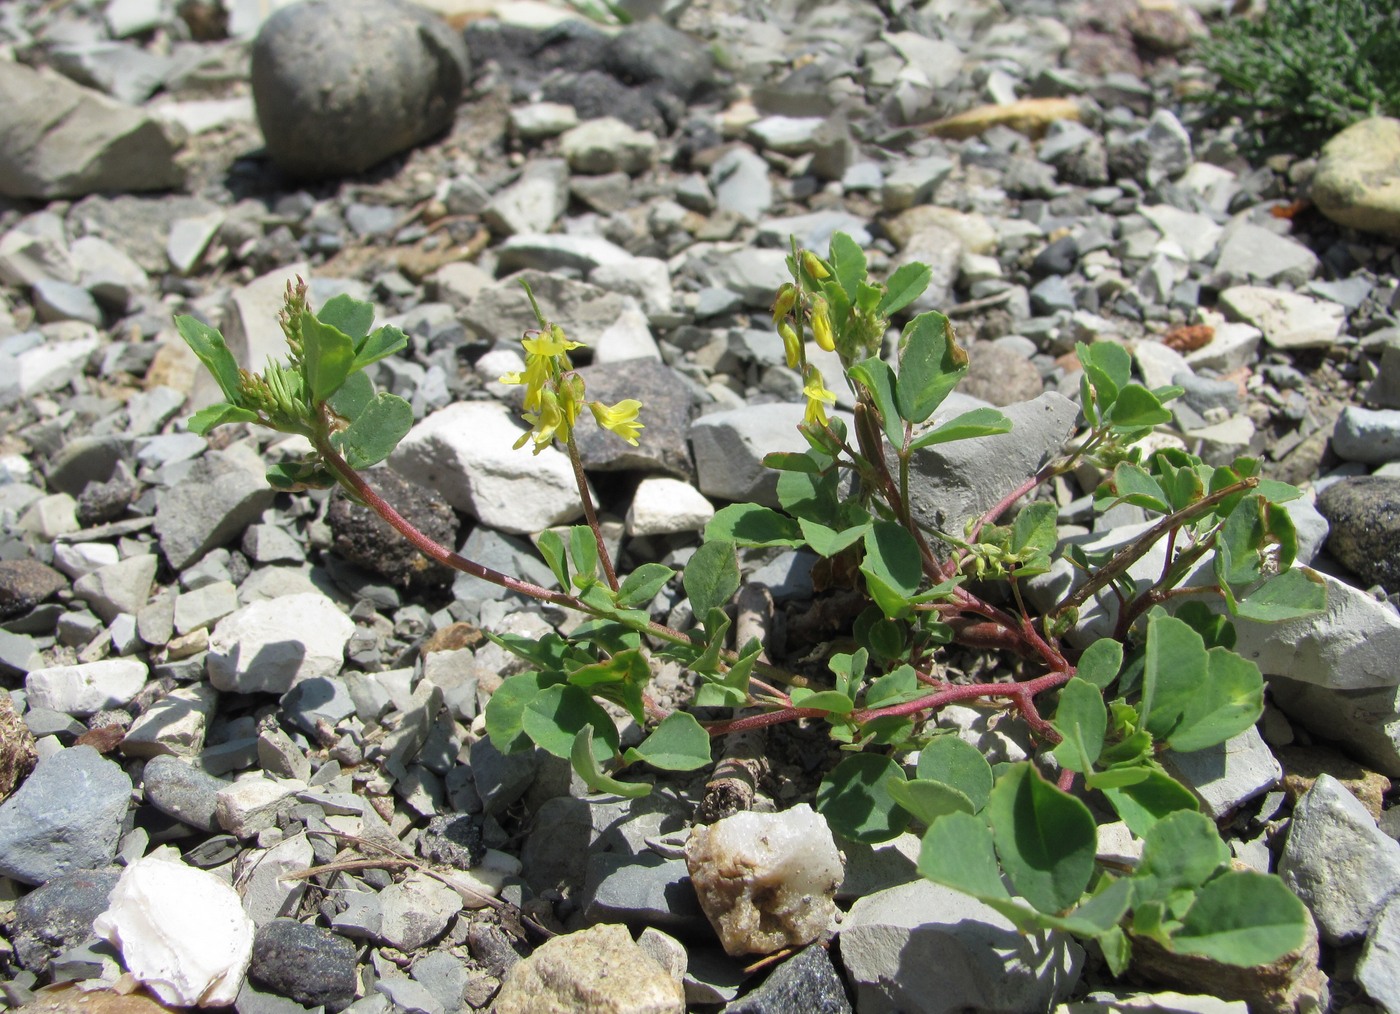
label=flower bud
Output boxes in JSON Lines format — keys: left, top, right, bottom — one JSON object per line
{"left": 801, "top": 251, "right": 830, "bottom": 280}
{"left": 811, "top": 299, "right": 835, "bottom": 352}
{"left": 778, "top": 322, "right": 801, "bottom": 368}
{"left": 771, "top": 283, "right": 797, "bottom": 325}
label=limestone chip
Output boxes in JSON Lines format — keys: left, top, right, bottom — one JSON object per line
{"left": 493, "top": 923, "right": 685, "bottom": 1014}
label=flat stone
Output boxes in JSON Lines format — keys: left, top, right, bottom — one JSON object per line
{"left": 1312, "top": 116, "right": 1400, "bottom": 239}
{"left": 248, "top": 919, "right": 358, "bottom": 1008}
{"left": 1357, "top": 890, "right": 1400, "bottom": 1010}
{"left": 0, "top": 560, "right": 68, "bottom": 620}
{"left": 626, "top": 477, "right": 714, "bottom": 536}
{"left": 483, "top": 159, "right": 569, "bottom": 236}
{"left": 495, "top": 233, "right": 633, "bottom": 276}
{"left": 0, "top": 745, "right": 131, "bottom": 885}
{"left": 173, "top": 581, "right": 240, "bottom": 635}
{"left": 1213, "top": 222, "right": 1318, "bottom": 286}
{"left": 122, "top": 683, "right": 218, "bottom": 759}
{"left": 1218, "top": 286, "right": 1345, "bottom": 351}
{"left": 238, "top": 835, "right": 313, "bottom": 925}
{"left": 580, "top": 852, "right": 708, "bottom": 935}
{"left": 840, "top": 879, "right": 1083, "bottom": 1014}
{"left": 207, "top": 592, "right": 353, "bottom": 694}
{"left": 72, "top": 554, "right": 159, "bottom": 624}
{"left": 691, "top": 402, "right": 825, "bottom": 508}
{"left": 1160, "top": 727, "right": 1282, "bottom": 820}
{"left": 1333, "top": 406, "right": 1400, "bottom": 465}
{"left": 11, "top": 867, "right": 122, "bottom": 976}
{"left": 710, "top": 148, "right": 773, "bottom": 224}
{"left": 215, "top": 774, "right": 306, "bottom": 839}
{"left": 571, "top": 359, "right": 695, "bottom": 478}
{"left": 377, "top": 872, "right": 462, "bottom": 951}
{"left": 1279, "top": 773, "right": 1400, "bottom": 943}
{"left": 154, "top": 452, "right": 276, "bottom": 570}
{"left": 560, "top": 117, "right": 657, "bottom": 175}
{"left": 389, "top": 401, "right": 585, "bottom": 535}
{"left": 25, "top": 659, "right": 147, "bottom": 717}
{"left": 141, "top": 754, "right": 226, "bottom": 831}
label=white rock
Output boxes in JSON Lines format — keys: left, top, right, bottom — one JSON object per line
{"left": 510, "top": 101, "right": 579, "bottom": 140}
{"left": 560, "top": 117, "right": 657, "bottom": 175}
{"left": 1140, "top": 205, "right": 1224, "bottom": 263}
{"left": 692, "top": 402, "right": 839, "bottom": 508}
{"left": 17, "top": 337, "right": 99, "bottom": 398}
{"left": 25, "top": 658, "right": 147, "bottom": 716}
{"left": 1133, "top": 340, "right": 1190, "bottom": 391}
{"left": 1279, "top": 774, "right": 1400, "bottom": 944}
{"left": 684, "top": 803, "right": 843, "bottom": 956}
{"left": 72, "top": 553, "right": 160, "bottom": 623}
{"left": 592, "top": 297, "right": 660, "bottom": 363}
{"left": 1357, "top": 890, "right": 1400, "bottom": 1014}
{"left": 1057, "top": 992, "right": 1248, "bottom": 1013}
{"left": 1218, "top": 286, "right": 1346, "bottom": 350}
{"left": 1160, "top": 726, "right": 1282, "bottom": 820}
{"left": 121, "top": 683, "right": 218, "bottom": 758}
{"left": 92, "top": 854, "right": 255, "bottom": 1007}
{"left": 591, "top": 257, "right": 673, "bottom": 317}
{"left": 207, "top": 592, "right": 353, "bottom": 693}
{"left": 626, "top": 477, "right": 715, "bottom": 536}
{"left": 378, "top": 871, "right": 464, "bottom": 950}
{"left": 438, "top": 849, "right": 520, "bottom": 909}
{"left": 390, "top": 401, "right": 587, "bottom": 535}
{"left": 215, "top": 774, "right": 307, "bottom": 839}
{"left": 53, "top": 541, "right": 121, "bottom": 579}
{"left": 1186, "top": 317, "right": 1263, "bottom": 373}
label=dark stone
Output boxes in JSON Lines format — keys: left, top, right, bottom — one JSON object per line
{"left": 571, "top": 359, "right": 696, "bottom": 479}
{"left": 417, "top": 813, "right": 485, "bottom": 870}
{"left": 45, "top": 436, "right": 130, "bottom": 497}
{"left": 1317, "top": 476, "right": 1400, "bottom": 590}
{"left": 327, "top": 468, "right": 459, "bottom": 590}
{"left": 464, "top": 19, "right": 608, "bottom": 87}
{"left": 726, "top": 944, "right": 853, "bottom": 1014}
{"left": 141, "top": 754, "right": 224, "bottom": 832}
{"left": 603, "top": 22, "right": 715, "bottom": 101}
{"left": 542, "top": 70, "right": 668, "bottom": 134}
{"left": 249, "top": 919, "right": 359, "bottom": 1009}
{"left": 0, "top": 560, "right": 68, "bottom": 620}
{"left": 251, "top": 0, "right": 470, "bottom": 180}
{"left": 11, "top": 867, "right": 121, "bottom": 975}
{"left": 77, "top": 474, "right": 140, "bottom": 527}
{"left": 1031, "top": 235, "right": 1079, "bottom": 277}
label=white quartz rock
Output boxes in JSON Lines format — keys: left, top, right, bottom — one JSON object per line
{"left": 684, "top": 803, "right": 844, "bottom": 956}
{"left": 93, "top": 854, "right": 255, "bottom": 1007}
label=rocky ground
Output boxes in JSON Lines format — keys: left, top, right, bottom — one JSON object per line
{"left": 2, "top": 0, "right": 1400, "bottom": 1011}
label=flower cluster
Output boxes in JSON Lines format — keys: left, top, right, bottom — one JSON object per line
{"left": 772, "top": 258, "right": 839, "bottom": 430}
{"left": 500, "top": 323, "right": 644, "bottom": 454}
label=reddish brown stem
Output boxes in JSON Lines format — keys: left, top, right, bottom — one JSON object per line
{"left": 566, "top": 432, "right": 619, "bottom": 592}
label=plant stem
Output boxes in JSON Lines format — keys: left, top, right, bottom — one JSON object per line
{"left": 565, "top": 432, "right": 619, "bottom": 591}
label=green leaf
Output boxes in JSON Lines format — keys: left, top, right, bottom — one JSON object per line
{"left": 1052, "top": 678, "right": 1107, "bottom": 773}
{"left": 1133, "top": 810, "right": 1229, "bottom": 904}
{"left": 762, "top": 451, "right": 823, "bottom": 472}
{"left": 816, "top": 753, "right": 911, "bottom": 843}
{"left": 684, "top": 539, "right": 739, "bottom": 617}
{"left": 906, "top": 407, "right": 1013, "bottom": 452}
{"left": 1076, "top": 638, "right": 1124, "bottom": 689}
{"left": 566, "top": 648, "right": 651, "bottom": 725}
{"left": 298, "top": 309, "right": 356, "bottom": 404}
{"left": 895, "top": 311, "right": 968, "bottom": 425}
{"left": 1098, "top": 925, "right": 1133, "bottom": 977}
{"left": 789, "top": 688, "right": 856, "bottom": 714}
{"left": 484, "top": 672, "right": 546, "bottom": 753}
{"left": 828, "top": 649, "right": 867, "bottom": 699}
{"left": 1107, "top": 384, "right": 1172, "bottom": 430}
{"left": 572, "top": 727, "right": 650, "bottom": 798}
{"left": 188, "top": 402, "right": 258, "bottom": 434}
{"left": 1010, "top": 500, "right": 1058, "bottom": 573}
{"left": 855, "top": 613, "right": 906, "bottom": 665}
{"left": 705, "top": 504, "right": 805, "bottom": 547}
{"left": 887, "top": 778, "right": 975, "bottom": 824}
{"left": 829, "top": 231, "right": 867, "bottom": 303}
{"left": 616, "top": 563, "right": 674, "bottom": 608}
{"left": 1054, "top": 878, "right": 1134, "bottom": 937}
{"left": 799, "top": 519, "right": 871, "bottom": 558}
{"left": 332, "top": 392, "right": 413, "bottom": 469}
{"left": 522, "top": 684, "right": 619, "bottom": 762}
{"left": 1140, "top": 613, "right": 1209, "bottom": 740}
{"left": 916, "top": 736, "right": 994, "bottom": 812}
{"left": 1175, "top": 601, "right": 1237, "bottom": 650}
{"left": 1078, "top": 341, "right": 1132, "bottom": 394}
{"left": 986, "top": 763, "right": 1097, "bottom": 914}
{"left": 176, "top": 315, "right": 245, "bottom": 403}
{"left": 847, "top": 357, "right": 903, "bottom": 446}
{"left": 1215, "top": 495, "right": 1269, "bottom": 586}
{"left": 569, "top": 526, "right": 600, "bottom": 588}
{"left": 536, "top": 530, "right": 570, "bottom": 590}
{"left": 1103, "top": 461, "right": 1171, "bottom": 514}
{"left": 352, "top": 324, "right": 409, "bottom": 372}
{"left": 1171, "top": 871, "right": 1310, "bottom": 966}
{"left": 878, "top": 262, "right": 932, "bottom": 316}
{"left": 622, "top": 711, "right": 712, "bottom": 771}
{"left": 918, "top": 810, "right": 1011, "bottom": 900}
{"left": 1102, "top": 768, "right": 1200, "bottom": 837}
{"left": 1163, "top": 647, "right": 1264, "bottom": 753}
{"left": 317, "top": 293, "right": 375, "bottom": 341}
{"left": 860, "top": 521, "right": 923, "bottom": 619}
{"left": 265, "top": 460, "right": 336, "bottom": 491}
{"left": 1234, "top": 567, "right": 1327, "bottom": 621}
{"left": 327, "top": 369, "right": 373, "bottom": 421}
{"left": 776, "top": 469, "right": 840, "bottom": 525}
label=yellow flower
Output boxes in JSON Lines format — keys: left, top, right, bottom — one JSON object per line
{"left": 802, "top": 366, "right": 836, "bottom": 427}
{"left": 514, "top": 388, "right": 571, "bottom": 454}
{"left": 801, "top": 250, "right": 830, "bottom": 280}
{"left": 778, "top": 322, "right": 802, "bottom": 369}
{"left": 521, "top": 325, "right": 583, "bottom": 361}
{"left": 771, "top": 283, "right": 797, "bottom": 325}
{"left": 589, "top": 399, "right": 644, "bottom": 446}
{"left": 811, "top": 298, "right": 835, "bottom": 352}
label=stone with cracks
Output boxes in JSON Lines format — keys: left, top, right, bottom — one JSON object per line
{"left": 376, "top": 871, "right": 463, "bottom": 951}
{"left": 1357, "top": 890, "right": 1400, "bottom": 1013}
{"left": 839, "top": 879, "right": 1083, "bottom": 1014}
{"left": 390, "top": 401, "right": 587, "bottom": 535}
{"left": 1279, "top": 774, "right": 1400, "bottom": 944}
{"left": 93, "top": 854, "right": 254, "bottom": 1007}
{"left": 25, "top": 658, "right": 147, "bottom": 717}
{"left": 685, "top": 803, "right": 843, "bottom": 956}
{"left": 493, "top": 923, "right": 685, "bottom": 1014}
{"left": 207, "top": 592, "right": 353, "bottom": 694}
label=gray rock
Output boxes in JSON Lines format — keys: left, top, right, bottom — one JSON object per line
{"left": 904, "top": 392, "right": 1079, "bottom": 534}
{"left": 12, "top": 867, "right": 121, "bottom": 976}
{"left": 757, "top": 211, "right": 871, "bottom": 252}
{"left": 240, "top": 834, "right": 313, "bottom": 924}
{"left": 1317, "top": 476, "right": 1400, "bottom": 588}
{"left": 418, "top": 813, "right": 485, "bottom": 870}
{"left": 1212, "top": 222, "right": 1318, "bottom": 286}
{"left": 1279, "top": 773, "right": 1400, "bottom": 943}
{"left": 72, "top": 554, "right": 159, "bottom": 624}
{"left": 376, "top": 973, "right": 444, "bottom": 1014}
{"left": 48, "top": 41, "right": 169, "bottom": 106}
{"left": 483, "top": 159, "right": 569, "bottom": 237}
{"left": 327, "top": 470, "right": 459, "bottom": 591}
{"left": 208, "top": 592, "right": 354, "bottom": 694}
{"left": 710, "top": 148, "right": 774, "bottom": 224}
{"left": 581, "top": 851, "right": 708, "bottom": 934}
{"left": 495, "top": 233, "right": 634, "bottom": 276}
{"left": 1333, "top": 406, "right": 1400, "bottom": 465}
{"left": 377, "top": 872, "right": 461, "bottom": 950}
{"left": 330, "top": 885, "right": 382, "bottom": 939}
{"left": 25, "top": 658, "right": 147, "bottom": 717}
{"left": 411, "top": 951, "right": 470, "bottom": 1013}
{"left": 469, "top": 735, "right": 540, "bottom": 816}
{"left": 1160, "top": 727, "right": 1282, "bottom": 820}
{"left": 0, "top": 745, "right": 132, "bottom": 885}
{"left": 0, "top": 62, "right": 183, "bottom": 198}
{"left": 250, "top": 918, "right": 358, "bottom": 1007}
{"left": 692, "top": 402, "right": 829, "bottom": 508}
{"left": 572, "top": 359, "right": 695, "bottom": 478}
{"left": 1218, "top": 286, "right": 1345, "bottom": 351}
{"left": 142, "top": 754, "right": 226, "bottom": 831}
{"left": 1113, "top": 109, "right": 1192, "bottom": 186}
{"left": 839, "top": 879, "right": 1083, "bottom": 1014}
{"left": 560, "top": 117, "right": 657, "bottom": 175}
{"left": 31, "top": 279, "right": 103, "bottom": 326}
{"left": 603, "top": 21, "right": 714, "bottom": 101}
{"left": 724, "top": 944, "right": 852, "bottom": 1014}
{"left": 251, "top": 0, "right": 469, "bottom": 179}
{"left": 154, "top": 452, "right": 276, "bottom": 570}
{"left": 1357, "top": 890, "right": 1400, "bottom": 1014}
{"left": 1271, "top": 677, "right": 1400, "bottom": 777}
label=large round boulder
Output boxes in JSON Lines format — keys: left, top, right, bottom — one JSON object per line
{"left": 250, "top": 0, "right": 470, "bottom": 180}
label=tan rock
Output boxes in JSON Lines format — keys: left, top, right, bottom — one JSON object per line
{"left": 0, "top": 691, "right": 37, "bottom": 802}
{"left": 493, "top": 924, "right": 685, "bottom": 1014}
{"left": 885, "top": 205, "right": 997, "bottom": 255}
{"left": 928, "top": 97, "right": 1081, "bottom": 140}
{"left": 1278, "top": 744, "right": 1391, "bottom": 821}
{"left": 1312, "top": 117, "right": 1400, "bottom": 239}
{"left": 17, "top": 986, "right": 180, "bottom": 1014}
